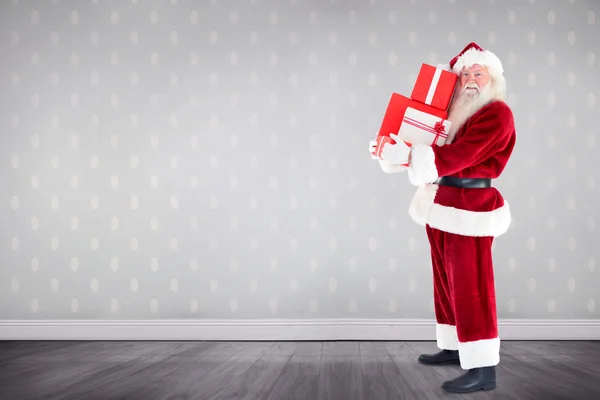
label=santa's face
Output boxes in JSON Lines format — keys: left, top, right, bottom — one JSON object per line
{"left": 444, "top": 64, "right": 498, "bottom": 144}
{"left": 458, "top": 64, "right": 490, "bottom": 98}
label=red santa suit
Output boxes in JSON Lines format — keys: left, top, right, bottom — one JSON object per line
{"left": 406, "top": 43, "right": 516, "bottom": 371}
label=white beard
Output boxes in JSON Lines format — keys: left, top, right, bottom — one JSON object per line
{"left": 444, "top": 81, "right": 502, "bottom": 144}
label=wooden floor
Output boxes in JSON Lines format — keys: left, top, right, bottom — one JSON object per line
{"left": 0, "top": 340, "right": 599, "bottom": 399}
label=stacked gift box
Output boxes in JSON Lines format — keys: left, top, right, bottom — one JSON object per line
{"left": 372, "top": 63, "right": 458, "bottom": 165}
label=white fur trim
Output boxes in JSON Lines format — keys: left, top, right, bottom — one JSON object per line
{"left": 408, "top": 184, "right": 438, "bottom": 226}
{"left": 429, "top": 201, "right": 512, "bottom": 237}
{"left": 452, "top": 48, "right": 504, "bottom": 76}
{"left": 436, "top": 323, "right": 459, "bottom": 350}
{"left": 408, "top": 186, "right": 512, "bottom": 238}
{"left": 407, "top": 144, "right": 438, "bottom": 186}
{"left": 458, "top": 337, "right": 500, "bottom": 369}
{"left": 378, "top": 159, "right": 407, "bottom": 174}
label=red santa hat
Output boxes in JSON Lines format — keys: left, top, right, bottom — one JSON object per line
{"left": 436, "top": 42, "right": 506, "bottom": 99}
{"left": 448, "top": 42, "right": 504, "bottom": 80}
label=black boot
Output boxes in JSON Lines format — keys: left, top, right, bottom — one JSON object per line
{"left": 441, "top": 366, "right": 496, "bottom": 393}
{"left": 417, "top": 349, "right": 460, "bottom": 365}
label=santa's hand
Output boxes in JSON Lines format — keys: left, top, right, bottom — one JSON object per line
{"left": 380, "top": 134, "right": 410, "bottom": 165}
{"left": 369, "top": 139, "right": 379, "bottom": 159}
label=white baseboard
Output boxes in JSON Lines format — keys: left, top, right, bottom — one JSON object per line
{"left": 1, "top": 319, "right": 599, "bottom": 341}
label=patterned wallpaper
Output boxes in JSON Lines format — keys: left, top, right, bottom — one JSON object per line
{"left": 0, "top": 0, "right": 598, "bottom": 321}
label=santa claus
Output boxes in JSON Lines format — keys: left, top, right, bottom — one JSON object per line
{"left": 370, "top": 42, "right": 516, "bottom": 393}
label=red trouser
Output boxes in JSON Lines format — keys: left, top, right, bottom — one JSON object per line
{"left": 426, "top": 224, "right": 500, "bottom": 370}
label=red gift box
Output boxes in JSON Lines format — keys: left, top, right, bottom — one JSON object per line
{"left": 374, "top": 93, "right": 449, "bottom": 165}
{"left": 410, "top": 63, "right": 458, "bottom": 111}
{"left": 376, "top": 92, "right": 448, "bottom": 140}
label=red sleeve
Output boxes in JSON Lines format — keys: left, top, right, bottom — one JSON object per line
{"left": 408, "top": 101, "right": 515, "bottom": 185}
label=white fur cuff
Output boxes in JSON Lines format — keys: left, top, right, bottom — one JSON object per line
{"left": 436, "top": 323, "right": 459, "bottom": 350}
{"left": 378, "top": 159, "right": 407, "bottom": 174}
{"left": 458, "top": 337, "right": 500, "bottom": 369}
{"left": 408, "top": 144, "right": 438, "bottom": 185}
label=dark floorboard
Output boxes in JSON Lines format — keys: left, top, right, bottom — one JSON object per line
{"left": 0, "top": 340, "right": 599, "bottom": 399}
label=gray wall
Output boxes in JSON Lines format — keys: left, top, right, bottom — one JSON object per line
{"left": 1, "top": 0, "right": 598, "bottom": 321}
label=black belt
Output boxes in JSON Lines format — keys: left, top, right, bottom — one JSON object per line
{"left": 435, "top": 176, "right": 492, "bottom": 188}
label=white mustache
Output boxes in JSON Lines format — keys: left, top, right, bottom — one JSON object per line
{"left": 463, "top": 84, "right": 479, "bottom": 91}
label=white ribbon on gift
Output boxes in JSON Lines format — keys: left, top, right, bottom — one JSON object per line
{"left": 424, "top": 67, "right": 443, "bottom": 106}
